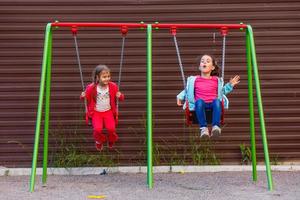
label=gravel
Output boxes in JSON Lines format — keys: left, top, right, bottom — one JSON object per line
{"left": 0, "top": 171, "right": 299, "bottom": 200}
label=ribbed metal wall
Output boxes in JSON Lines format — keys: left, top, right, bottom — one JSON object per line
{"left": 1, "top": 0, "right": 300, "bottom": 167}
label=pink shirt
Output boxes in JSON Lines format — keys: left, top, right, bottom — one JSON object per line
{"left": 194, "top": 76, "right": 218, "bottom": 103}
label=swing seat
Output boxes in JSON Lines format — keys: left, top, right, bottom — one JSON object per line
{"left": 185, "top": 100, "right": 225, "bottom": 126}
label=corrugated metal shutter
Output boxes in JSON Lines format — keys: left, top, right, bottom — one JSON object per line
{"left": 1, "top": 0, "right": 300, "bottom": 167}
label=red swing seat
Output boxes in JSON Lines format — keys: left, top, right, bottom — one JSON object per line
{"left": 185, "top": 100, "right": 225, "bottom": 126}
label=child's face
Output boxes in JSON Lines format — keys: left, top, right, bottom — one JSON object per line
{"left": 97, "top": 70, "right": 111, "bottom": 85}
{"left": 199, "top": 55, "right": 215, "bottom": 74}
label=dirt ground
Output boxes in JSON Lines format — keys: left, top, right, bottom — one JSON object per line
{"left": 0, "top": 171, "right": 299, "bottom": 200}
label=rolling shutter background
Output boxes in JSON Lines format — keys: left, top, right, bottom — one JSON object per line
{"left": 0, "top": 0, "right": 300, "bottom": 167}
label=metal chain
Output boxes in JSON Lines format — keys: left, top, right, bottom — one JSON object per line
{"left": 117, "top": 36, "right": 126, "bottom": 110}
{"left": 173, "top": 35, "right": 186, "bottom": 89}
{"left": 73, "top": 34, "right": 87, "bottom": 113}
{"left": 221, "top": 35, "right": 226, "bottom": 80}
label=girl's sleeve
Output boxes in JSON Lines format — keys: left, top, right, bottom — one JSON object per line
{"left": 222, "top": 83, "right": 233, "bottom": 95}
{"left": 177, "top": 76, "right": 190, "bottom": 100}
{"left": 177, "top": 89, "right": 186, "bottom": 101}
{"left": 85, "top": 85, "right": 92, "bottom": 103}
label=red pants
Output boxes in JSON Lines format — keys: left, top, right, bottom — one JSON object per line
{"left": 92, "top": 110, "right": 118, "bottom": 144}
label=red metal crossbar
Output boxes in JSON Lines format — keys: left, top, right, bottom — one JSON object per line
{"left": 52, "top": 22, "right": 246, "bottom": 36}
{"left": 51, "top": 22, "right": 147, "bottom": 28}
{"left": 152, "top": 23, "right": 247, "bottom": 29}
{"left": 51, "top": 22, "right": 246, "bottom": 29}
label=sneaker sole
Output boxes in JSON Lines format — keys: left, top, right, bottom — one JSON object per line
{"left": 96, "top": 144, "right": 104, "bottom": 151}
{"left": 211, "top": 129, "right": 221, "bottom": 138}
{"left": 200, "top": 133, "right": 210, "bottom": 139}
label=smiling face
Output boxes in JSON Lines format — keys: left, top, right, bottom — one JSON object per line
{"left": 199, "top": 55, "right": 215, "bottom": 74}
{"left": 97, "top": 70, "right": 111, "bottom": 85}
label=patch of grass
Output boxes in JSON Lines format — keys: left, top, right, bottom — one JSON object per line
{"left": 49, "top": 118, "right": 118, "bottom": 168}
{"left": 52, "top": 144, "right": 117, "bottom": 167}
{"left": 170, "top": 150, "right": 187, "bottom": 165}
{"left": 240, "top": 143, "right": 252, "bottom": 165}
{"left": 151, "top": 127, "right": 220, "bottom": 166}
{"left": 127, "top": 114, "right": 221, "bottom": 166}
{"left": 153, "top": 143, "right": 162, "bottom": 166}
{"left": 270, "top": 154, "right": 279, "bottom": 165}
{"left": 189, "top": 129, "right": 220, "bottom": 165}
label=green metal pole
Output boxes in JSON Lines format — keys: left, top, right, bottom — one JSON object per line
{"left": 246, "top": 30, "right": 257, "bottom": 181}
{"left": 29, "top": 23, "right": 52, "bottom": 192}
{"left": 247, "top": 25, "right": 273, "bottom": 191}
{"left": 42, "top": 28, "right": 53, "bottom": 185}
{"left": 146, "top": 24, "right": 153, "bottom": 189}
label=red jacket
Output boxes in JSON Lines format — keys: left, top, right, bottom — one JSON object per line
{"left": 83, "top": 82, "right": 125, "bottom": 124}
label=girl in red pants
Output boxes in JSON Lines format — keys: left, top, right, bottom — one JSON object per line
{"left": 80, "top": 65, "right": 124, "bottom": 151}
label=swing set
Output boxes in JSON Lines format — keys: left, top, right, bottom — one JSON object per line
{"left": 29, "top": 22, "right": 273, "bottom": 192}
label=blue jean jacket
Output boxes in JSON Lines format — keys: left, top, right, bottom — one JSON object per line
{"left": 176, "top": 76, "right": 233, "bottom": 111}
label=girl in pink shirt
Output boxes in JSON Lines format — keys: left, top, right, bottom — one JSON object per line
{"left": 177, "top": 55, "right": 240, "bottom": 138}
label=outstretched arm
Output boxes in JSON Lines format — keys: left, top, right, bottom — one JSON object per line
{"left": 223, "top": 75, "right": 240, "bottom": 95}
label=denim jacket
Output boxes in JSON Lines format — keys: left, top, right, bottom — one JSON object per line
{"left": 176, "top": 76, "right": 233, "bottom": 111}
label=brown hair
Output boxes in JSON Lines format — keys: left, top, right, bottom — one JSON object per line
{"left": 195, "top": 54, "right": 220, "bottom": 76}
{"left": 92, "top": 65, "right": 110, "bottom": 83}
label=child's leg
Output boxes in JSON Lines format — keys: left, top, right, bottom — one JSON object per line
{"left": 212, "top": 99, "right": 221, "bottom": 127}
{"left": 195, "top": 99, "right": 208, "bottom": 127}
{"left": 103, "top": 110, "right": 118, "bottom": 146}
{"left": 92, "top": 111, "right": 107, "bottom": 144}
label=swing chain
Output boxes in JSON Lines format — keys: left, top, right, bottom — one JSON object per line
{"left": 171, "top": 27, "right": 186, "bottom": 90}
{"left": 71, "top": 26, "right": 88, "bottom": 115}
{"left": 220, "top": 27, "right": 228, "bottom": 81}
{"left": 117, "top": 27, "right": 127, "bottom": 110}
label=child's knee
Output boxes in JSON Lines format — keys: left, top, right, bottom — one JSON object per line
{"left": 93, "top": 127, "right": 103, "bottom": 134}
{"left": 195, "top": 99, "right": 205, "bottom": 109}
{"left": 108, "top": 132, "right": 118, "bottom": 142}
{"left": 106, "top": 127, "right": 116, "bottom": 134}
{"left": 212, "top": 99, "right": 221, "bottom": 109}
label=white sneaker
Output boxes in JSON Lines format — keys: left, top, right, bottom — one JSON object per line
{"left": 200, "top": 127, "right": 209, "bottom": 139}
{"left": 211, "top": 125, "right": 221, "bottom": 137}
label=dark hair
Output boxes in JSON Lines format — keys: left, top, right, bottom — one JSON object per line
{"left": 92, "top": 65, "right": 110, "bottom": 83}
{"left": 195, "top": 54, "right": 220, "bottom": 76}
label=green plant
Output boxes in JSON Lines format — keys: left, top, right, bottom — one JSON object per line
{"left": 170, "top": 150, "right": 187, "bottom": 165}
{"left": 270, "top": 154, "right": 279, "bottom": 165}
{"left": 153, "top": 143, "right": 161, "bottom": 166}
{"left": 127, "top": 113, "right": 221, "bottom": 166}
{"left": 153, "top": 127, "right": 220, "bottom": 166}
{"left": 240, "top": 143, "right": 252, "bottom": 165}
{"left": 189, "top": 130, "right": 220, "bottom": 165}
{"left": 49, "top": 115, "right": 118, "bottom": 168}
{"left": 52, "top": 143, "right": 117, "bottom": 167}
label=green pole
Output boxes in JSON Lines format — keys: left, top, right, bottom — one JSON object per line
{"left": 42, "top": 28, "right": 53, "bottom": 185}
{"left": 246, "top": 30, "right": 257, "bottom": 181}
{"left": 247, "top": 25, "right": 273, "bottom": 191}
{"left": 146, "top": 24, "right": 153, "bottom": 189}
{"left": 29, "top": 23, "right": 52, "bottom": 192}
